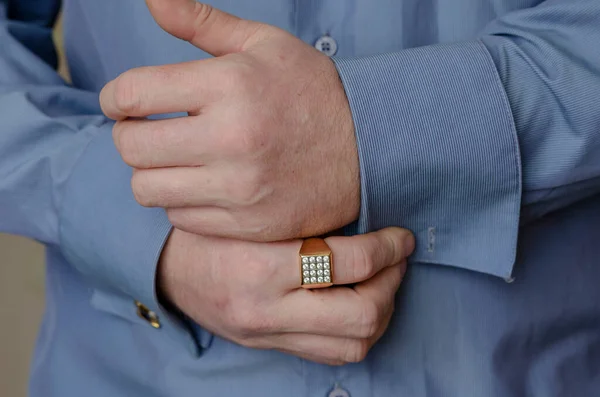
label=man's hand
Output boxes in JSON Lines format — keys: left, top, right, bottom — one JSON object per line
{"left": 99, "top": 0, "right": 360, "bottom": 242}
{"left": 158, "top": 227, "right": 415, "bottom": 365}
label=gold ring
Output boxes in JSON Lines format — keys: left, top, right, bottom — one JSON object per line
{"left": 299, "top": 238, "right": 333, "bottom": 289}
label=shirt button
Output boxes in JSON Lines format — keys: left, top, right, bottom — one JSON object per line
{"left": 315, "top": 35, "right": 338, "bottom": 57}
{"left": 135, "top": 301, "right": 161, "bottom": 329}
{"left": 328, "top": 387, "right": 350, "bottom": 397}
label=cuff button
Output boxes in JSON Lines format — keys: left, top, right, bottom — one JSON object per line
{"left": 135, "top": 301, "right": 161, "bottom": 329}
{"left": 328, "top": 387, "right": 350, "bottom": 397}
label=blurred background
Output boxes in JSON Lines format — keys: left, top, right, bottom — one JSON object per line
{"left": 0, "top": 15, "right": 67, "bottom": 397}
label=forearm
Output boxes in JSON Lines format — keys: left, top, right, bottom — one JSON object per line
{"left": 336, "top": 0, "right": 600, "bottom": 277}
{"left": 480, "top": 1, "right": 600, "bottom": 220}
{"left": 0, "top": 4, "right": 195, "bottom": 351}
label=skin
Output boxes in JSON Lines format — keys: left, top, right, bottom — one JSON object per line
{"left": 100, "top": 0, "right": 360, "bottom": 242}
{"left": 159, "top": 227, "right": 415, "bottom": 365}
{"left": 101, "top": 0, "right": 416, "bottom": 365}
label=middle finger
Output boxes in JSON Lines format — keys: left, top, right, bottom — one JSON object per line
{"left": 113, "top": 117, "right": 213, "bottom": 169}
{"left": 273, "top": 264, "right": 405, "bottom": 338}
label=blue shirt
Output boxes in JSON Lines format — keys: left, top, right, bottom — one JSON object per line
{"left": 1, "top": 0, "right": 600, "bottom": 396}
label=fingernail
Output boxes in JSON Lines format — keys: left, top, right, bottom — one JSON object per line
{"left": 404, "top": 234, "right": 415, "bottom": 255}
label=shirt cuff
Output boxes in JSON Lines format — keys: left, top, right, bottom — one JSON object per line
{"left": 58, "top": 123, "right": 200, "bottom": 355}
{"left": 334, "top": 40, "right": 522, "bottom": 279}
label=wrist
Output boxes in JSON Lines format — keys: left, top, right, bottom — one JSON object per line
{"left": 155, "top": 228, "right": 180, "bottom": 311}
{"left": 331, "top": 63, "right": 361, "bottom": 226}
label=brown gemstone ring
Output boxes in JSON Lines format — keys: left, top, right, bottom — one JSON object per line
{"left": 299, "top": 238, "right": 334, "bottom": 289}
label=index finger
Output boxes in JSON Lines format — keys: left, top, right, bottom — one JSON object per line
{"left": 272, "top": 227, "right": 414, "bottom": 291}
{"left": 99, "top": 60, "right": 218, "bottom": 120}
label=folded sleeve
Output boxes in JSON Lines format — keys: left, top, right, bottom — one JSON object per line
{"left": 0, "top": 1, "right": 197, "bottom": 353}
{"left": 334, "top": 0, "right": 600, "bottom": 278}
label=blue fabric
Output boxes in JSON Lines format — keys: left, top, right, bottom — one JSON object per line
{"left": 335, "top": 42, "right": 522, "bottom": 278}
{"left": 1, "top": 0, "right": 599, "bottom": 396}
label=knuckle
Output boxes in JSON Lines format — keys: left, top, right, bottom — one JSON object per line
{"left": 113, "top": 71, "right": 141, "bottom": 115}
{"left": 230, "top": 306, "right": 272, "bottom": 337}
{"left": 166, "top": 209, "right": 196, "bottom": 231}
{"left": 227, "top": 168, "right": 267, "bottom": 207}
{"left": 150, "top": 65, "right": 179, "bottom": 83}
{"left": 165, "top": 209, "right": 182, "bottom": 228}
{"left": 223, "top": 61, "right": 255, "bottom": 92}
{"left": 130, "top": 172, "right": 154, "bottom": 207}
{"left": 112, "top": 122, "right": 125, "bottom": 151}
{"left": 357, "top": 300, "right": 381, "bottom": 338}
{"left": 191, "top": 2, "right": 215, "bottom": 33}
{"left": 351, "top": 241, "right": 376, "bottom": 281}
{"left": 117, "top": 133, "right": 143, "bottom": 167}
{"left": 343, "top": 340, "right": 370, "bottom": 364}
{"left": 383, "top": 229, "right": 404, "bottom": 264}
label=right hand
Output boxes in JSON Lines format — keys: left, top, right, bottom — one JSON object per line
{"left": 158, "top": 227, "right": 415, "bottom": 366}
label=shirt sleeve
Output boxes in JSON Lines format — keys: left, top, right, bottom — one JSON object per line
{"left": 0, "top": 2, "right": 197, "bottom": 352}
{"left": 334, "top": 0, "right": 600, "bottom": 279}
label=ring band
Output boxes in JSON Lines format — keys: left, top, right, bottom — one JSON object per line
{"left": 299, "top": 238, "right": 334, "bottom": 289}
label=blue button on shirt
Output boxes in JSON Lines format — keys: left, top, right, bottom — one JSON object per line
{"left": 1, "top": 1, "right": 600, "bottom": 396}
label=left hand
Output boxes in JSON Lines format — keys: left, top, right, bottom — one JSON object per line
{"left": 100, "top": 0, "right": 360, "bottom": 242}
{"left": 158, "top": 227, "right": 415, "bottom": 365}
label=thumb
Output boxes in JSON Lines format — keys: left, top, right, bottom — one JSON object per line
{"left": 325, "top": 227, "right": 415, "bottom": 285}
{"left": 145, "top": 0, "right": 268, "bottom": 56}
